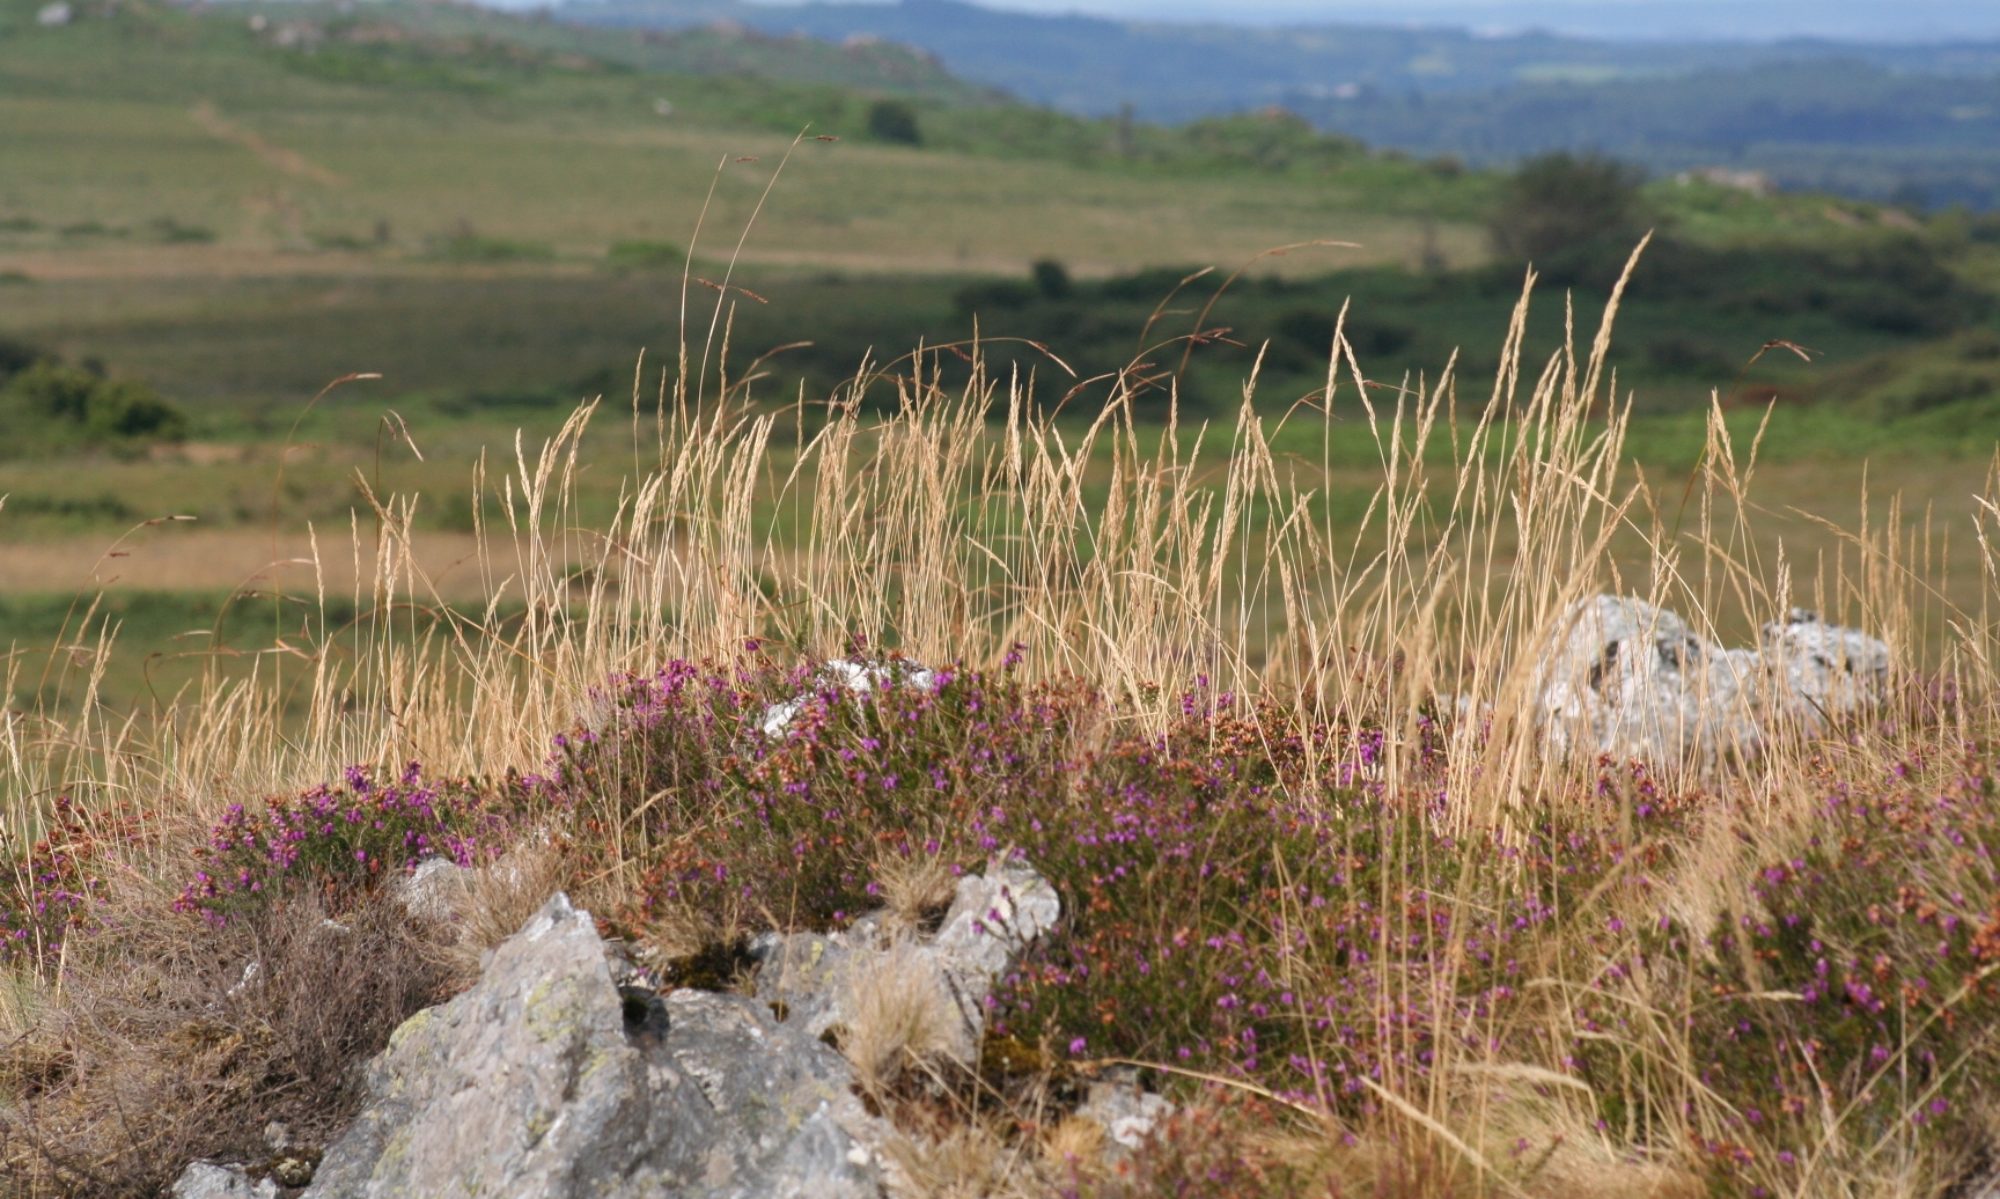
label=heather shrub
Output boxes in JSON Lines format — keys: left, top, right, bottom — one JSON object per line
{"left": 1, "top": 795, "right": 161, "bottom": 971}
{"left": 555, "top": 656, "right": 1697, "bottom": 1133}
{"left": 550, "top": 651, "right": 1090, "bottom": 943}
{"left": 172, "top": 763, "right": 510, "bottom": 924}
{"left": 1622, "top": 749, "right": 2000, "bottom": 1191}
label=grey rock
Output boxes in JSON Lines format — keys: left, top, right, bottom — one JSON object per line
{"left": 932, "top": 859, "right": 1061, "bottom": 1050}
{"left": 392, "top": 856, "right": 467, "bottom": 923}
{"left": 1531, "top": 595, "right": 1889, "bottom": 767}
{"left": 757, "top": 657, "right": 939, "bottom": 739}
{"left": 304, "top": 893, "right": 888, "bottom": 1199}
{"left": 308, "top": 863, "right": 1067, "bottom": 1199}
{"left": 752, "top": 859, "right": 1062, "bottom": 1066}
{"left": 171, "top": 1162, "right": 277, "bottom": 1199}
{"left": 1762, "top": 607, "right": 1892, "bottom": 722}
{"left": 1078, "top": 1068, "right": 1176, "bottom": 1152}
{"left": 262, "top": 1121, "right": 293, "bottom": 1153}
{"left": 752, "top": 928, "right": 859, "bottom": 1039}
{"left": 660, "top": 989, "right": 886, "bottom": 1197}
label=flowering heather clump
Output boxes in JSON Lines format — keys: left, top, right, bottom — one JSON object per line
{"left": 1, "top": 794, "right": 157, "bottom": 970}
{"left": 532, "top": 653, "right": 2000, "bottom": 1186}
{"left": 549, "top": 650, "right": 1090, "bottom": 936}
{"left": 560, "top": 658, "right": 1682, "bottom": 1119}
{"left": 533, "top": 655, "right": 773, "bottom": 875}
{"left": 987, "top": 712, "right": 1689, "bottom": 1117}
{"left": 1634, "top": 751, "right": 2000, "bottom": 1190}
{"left": 173, "top": 762, "right": 504, "bottom": 923}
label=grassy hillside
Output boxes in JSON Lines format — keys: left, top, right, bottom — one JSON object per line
{"left": 567, "top": 0, "right": 2000, "bottom": 209}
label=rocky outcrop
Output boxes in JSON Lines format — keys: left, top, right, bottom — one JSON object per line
{"left": 201, "top": 857, "right": 1111, "bottom": 1199}
{"left": 1531, "top": 595, "right": 1890, "bottom": 767}
{"left": 296, "top": 892, "right": 886, "bottom": 1199}
{"left": 171, "top": 1163, "right": 277, "bottom": 1199}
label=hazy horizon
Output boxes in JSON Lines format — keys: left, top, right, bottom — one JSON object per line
{"left": 721, "top": 0, "right": 2000, "bottom": 42}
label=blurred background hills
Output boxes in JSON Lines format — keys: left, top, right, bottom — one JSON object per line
{"left": 5, "top": 0, "right": 2000, "bottom": 704}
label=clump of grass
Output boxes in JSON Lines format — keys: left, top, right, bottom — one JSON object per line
{"left": 0, "top": 889, "right": 451, "bottom": 1196}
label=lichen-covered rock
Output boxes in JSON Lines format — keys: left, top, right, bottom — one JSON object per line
{"left": 1761, "top": 607, "right": 1892, "bottom": 722}
{"left": 302, "top": 893, "right": 889, "bottom": 1199}
{"left": 753, "top": 858, "right": 1062, "bottom": 1066}
{"left": 1531, "top": 595, "right": 1889, "bottom": 767}
{"left": 658, "top": 989, "right": 885, "bottom": 1198}
{"left": 299, "top": 862, "right": 1087, "bottom": 1199}
{"left": 931, "top": 859, "right": 1061, "bottom": 1048}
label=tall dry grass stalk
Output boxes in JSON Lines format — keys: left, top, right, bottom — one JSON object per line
{"left": 5, "top": 236, "right": 1998, "bottom": 1196}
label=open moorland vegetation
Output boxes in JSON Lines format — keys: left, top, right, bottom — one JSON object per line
{"left": 6, "top": 3, "right": 2000, "bottom": 1193}
{"left": 7, "top": 264, "right": 2000, "bottom": 1195}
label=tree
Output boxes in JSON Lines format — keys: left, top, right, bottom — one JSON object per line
{"left": 1489, "top": 152, "right": 1648, "bottom": 266}
{"left": 1030, "top": 258, "right": 1071, "bottom": 300}
{"left": 865, "top": 99, "right": 922, "bottom": 147}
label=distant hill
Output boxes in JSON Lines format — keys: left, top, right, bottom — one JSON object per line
{"left": 557, "top": 0, "right": 2000, "bottom": 208}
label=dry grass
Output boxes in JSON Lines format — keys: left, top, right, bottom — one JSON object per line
{"left": 0, "top": 890, "right": 450, "bottom": 1196}
{"left": 841, "top": 941, "right": 963, "bottom": 1097}
{"left": 3, "top": 235, "right": 1999, "bottom": 1197}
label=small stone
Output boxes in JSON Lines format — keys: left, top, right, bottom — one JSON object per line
{"left": 170, "top": 1162, "right": 277, "bottom": 1199}
{"left": 271, "top": 1155, "right": 317, "bottom": 1187}
{"left": 756, "top": 658, "right": 939, "bottom": 738}
{"left": 395, "top": 856, "right": 468, "bottom": 923}
{"left": 1078, "top": 1069, "right": 1175, "bottom": 1152}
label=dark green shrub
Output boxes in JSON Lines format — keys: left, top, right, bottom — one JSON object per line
{"left": 866, "top": 99, "right": 923, "bottom": 146}
{"left": 0, "top": 360, "right": 189, "bottom": 450}
{"left": 1031, "top": 257, "right": 1072, "bottom": 300}
{"left": 0, "top": 333, "right": 43, "bottom": 384}
{"left": 427, "top": 233, "right": 554, "bottom": 263}
{"left": 954, "top": 279, "right": 1036, "bottom": 315}
{"left": 1490, "top": 152, "right": 1648, "bottom": 266}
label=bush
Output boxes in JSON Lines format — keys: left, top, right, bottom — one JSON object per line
{"left": 173, "top": 763, "right": 509, "bottom": 924}
{"left": 144, "top": 216, "right": 216, "bottom": 245}
{"left": 0, "top": 332, "right": 43, "bottom": 384}
{"left": 427, "top": 233, "right": 555, "bottom": 263}
{"left": 0, "top": 360, "right": 188, "bottom": 450}
{"left": 1489, "top": 151, "right": 1649, "bottom": 267}
{"left": 1031, "top": 257, "right": 1072, "bottom": 300}
{"left": 954, "top": 279, "right": 1037, "bottom": 315}
{"left": 547, "top": 656, "right": 1666, "bottom": 1118}
{"left": 866, "top": 99, "right": 923, "bottom": 146}
{"left": 1605, "top": 753, "right": 2000, "bottom": 1193}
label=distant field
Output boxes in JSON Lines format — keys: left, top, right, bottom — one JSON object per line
{"left": 3, "top": 0, "right": 1998, "bottom": 724}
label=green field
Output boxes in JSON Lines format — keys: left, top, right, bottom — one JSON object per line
{"left": 2, "top": 0, "right": 1998, "bottom": 715}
